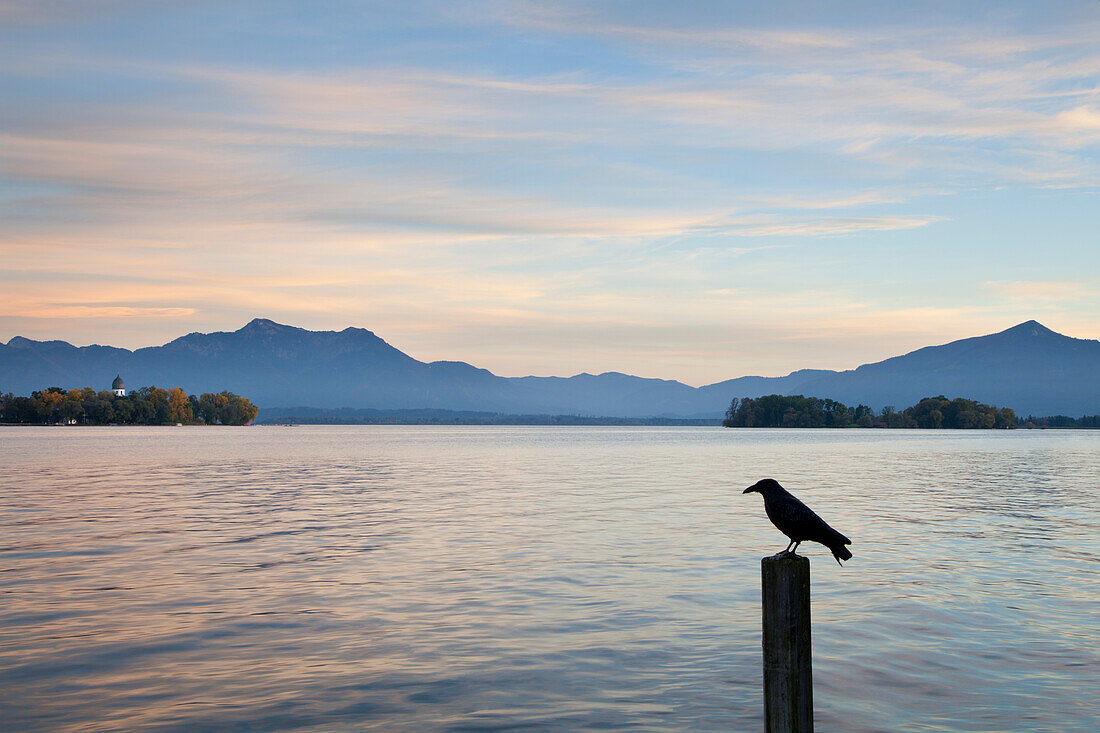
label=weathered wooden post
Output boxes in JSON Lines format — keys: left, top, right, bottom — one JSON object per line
{"left": 761, "top": 554, "right": 813, "bottom": 732}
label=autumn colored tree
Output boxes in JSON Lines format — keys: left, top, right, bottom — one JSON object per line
{"left": 167, "top": 387, "right": 194, "bottom": 424}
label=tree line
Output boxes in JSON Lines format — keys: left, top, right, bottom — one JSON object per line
{"left": 723, "top": 394, "right": 1020, "bottom": 429}
{"left": 0, "top": 386, "right": 259, "bottom": 426}
{"left": 1018, "top": 414, "right": 1100, "bottom": 429}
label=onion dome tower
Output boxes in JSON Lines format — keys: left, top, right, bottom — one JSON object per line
{"left": 112, "top": 375, "right": 126, "bottom": 397}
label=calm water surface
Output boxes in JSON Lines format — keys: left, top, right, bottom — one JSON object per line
{"left": 1, "top": 426, "right": 1098, "bottom": 731}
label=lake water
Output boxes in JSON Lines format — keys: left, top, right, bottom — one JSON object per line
{"left": 1, "top": 426, "right": 1098, "bottom": 732}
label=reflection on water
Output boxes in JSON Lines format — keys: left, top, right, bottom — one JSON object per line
{"left": 1, "top": 426, "right": 1098, "bottom": 731}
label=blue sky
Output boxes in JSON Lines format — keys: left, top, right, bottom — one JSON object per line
{"left": 1, "top": 1, "right": 1098, "bottom": 383}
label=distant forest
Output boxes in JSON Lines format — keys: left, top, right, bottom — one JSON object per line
{"left": 259, "top": 407, "right": 718, "bottom": 426}
{"left": 1020, "top": 414, "right": 1100, "bottom": 429}
{"left": 0, "top": 386, "right": 259, "bottom": 426}
{"left": 723, "top": 394, "right": 1099, "bottom": 429}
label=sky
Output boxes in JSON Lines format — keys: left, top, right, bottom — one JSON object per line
{"left": 1, "top": 0, "right": 1098, "bottom": 384}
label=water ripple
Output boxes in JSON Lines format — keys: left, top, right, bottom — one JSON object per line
{"left": 1, "top": 426, "right": 1097, "bottom": 731}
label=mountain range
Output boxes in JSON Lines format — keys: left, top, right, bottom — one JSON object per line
{"left": 1, "top": 319, "right": 1097, "bottom": 418}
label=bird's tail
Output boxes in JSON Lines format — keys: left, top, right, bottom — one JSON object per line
{"left": 829, "top": 542, "right": 853, "bottom": 566}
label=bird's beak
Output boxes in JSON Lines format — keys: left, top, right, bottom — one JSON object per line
{"left": 742, "top": 486, "right": 754, "bottom": 494}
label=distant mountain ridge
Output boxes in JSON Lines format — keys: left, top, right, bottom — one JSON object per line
{"left": 2, "top": 318, "right": 1098, "bottom": 418}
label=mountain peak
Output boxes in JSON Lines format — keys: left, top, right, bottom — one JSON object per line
{"left": 5, "top": 336, "right": 75, "bottom": 349}
{"left": 2, "top": 318, "right": 1096, "bottom": 417}
{"left": 341, "top": 325, "right": 379, "bottom": 338}
{"left": 999, "top": 320, "right": 1057, "bottom": 338}
{"left": 238, "top": 318, "right": 294, "bottom": 335}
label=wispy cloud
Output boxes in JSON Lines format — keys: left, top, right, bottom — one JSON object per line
{"left": 984, "top": 279, "right": 1098, "bottom": 304}
{"left": 5, "top": 305, "right": 197, "bottom": 319}
{"left": 710, "top": 215, "right": 944, "bottom": 238}
{"left": 496, "top": 2, "right": 1100, "bottom": 181}
{"left": 1, "top": 1, "right": 1098, "bottom": 379}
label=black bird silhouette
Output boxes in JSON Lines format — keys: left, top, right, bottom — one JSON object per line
{"left": 744, "top": 478, "right": 853, "bottom": 565}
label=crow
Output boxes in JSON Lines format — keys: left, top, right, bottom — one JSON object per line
{"left": 743, "top": 478, "right": 853, "bottom": 566}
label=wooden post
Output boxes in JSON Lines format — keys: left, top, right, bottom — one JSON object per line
{"left": 761, "top": 554, "right": 813, "bottom": 732}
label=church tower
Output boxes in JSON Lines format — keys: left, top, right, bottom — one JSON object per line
{"left": 112, "top": 375, "right": 126, "bottom": 397}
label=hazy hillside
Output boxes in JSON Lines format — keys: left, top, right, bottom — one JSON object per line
{"left": 789, "top": 321, "right": 1100, "bottom": 416}
{"left": 2, "top": 318, "right": 1097, "bottom": 417}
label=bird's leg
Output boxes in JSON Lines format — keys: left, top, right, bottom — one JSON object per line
{"left": 790, "top": 541, "right": 801, "bottom": 555}
{"left": 782, "top": 539, "right": 795, "bottom": 554}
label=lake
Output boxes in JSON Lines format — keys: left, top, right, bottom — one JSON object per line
{"left": 1, "top": 426, "right": 1098, "bottom": 731}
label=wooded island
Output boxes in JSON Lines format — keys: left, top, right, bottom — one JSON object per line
{"left": 723, "top": 394, "right": 1019, "bottom": 428}
{"left": 0, "top": 386, "right": 259, "bottom": 425}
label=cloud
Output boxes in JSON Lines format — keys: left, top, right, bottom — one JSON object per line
{"left": 713, "top": 215, "right": 943, "bottom": 238}
{"left": 1054, "top": 106, "right": 1100, "bottom": 134}
{"left": 2, "top": 2, "right": 1098, "bottom": 379}
{"left": 984, "top": 279, "right": 1097, "bottom": 304}
{"left": 493, "top": 2, "right": 1100, "bottom": 180}
{"left": 0, "top": 0, "right": 131, "bottom": 23}
{"left": 4, "top": 305, "right": 197, "bottom": 319}
{"left": 741, "top": 191, "right": 909, "bottom": 210}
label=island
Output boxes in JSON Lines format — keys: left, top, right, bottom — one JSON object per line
{"left": 722, "top": 394, "right": 1018, "bottom": 428}
{"left": 0, "top": 386, "right": 259, "bottom": 425}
